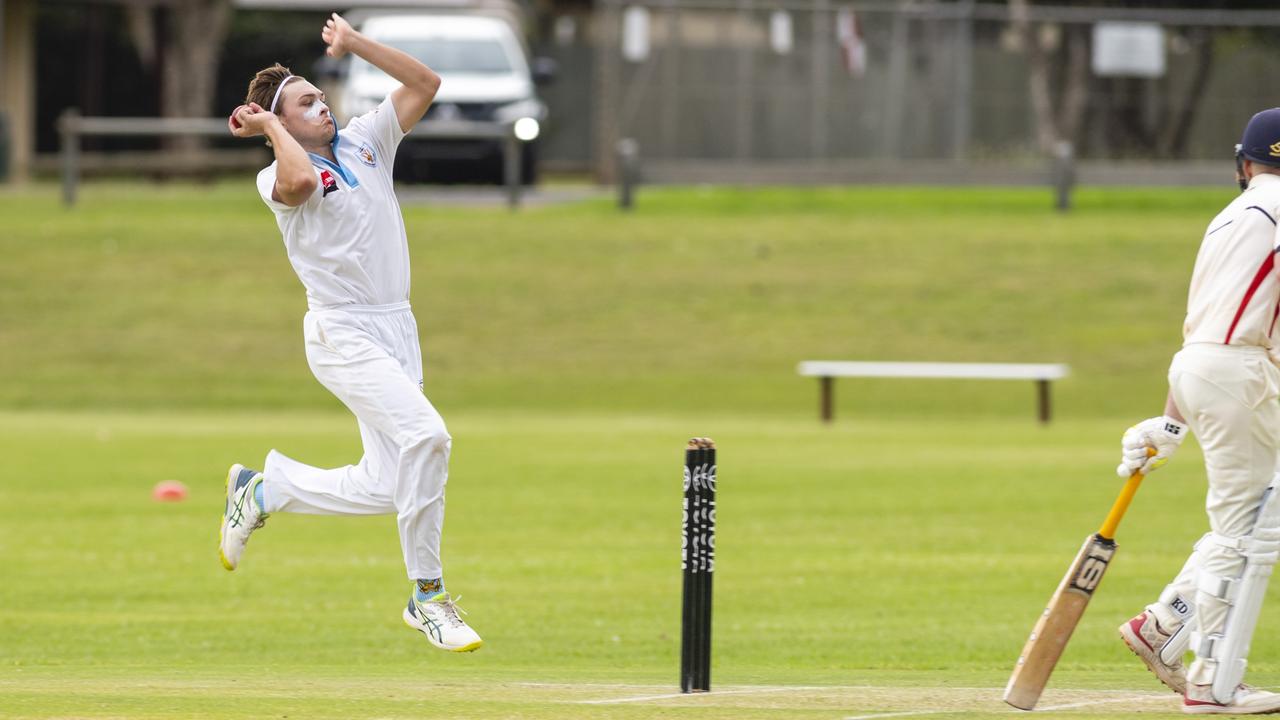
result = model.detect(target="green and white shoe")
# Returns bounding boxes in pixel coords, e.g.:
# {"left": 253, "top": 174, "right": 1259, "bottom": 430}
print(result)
{"left": 403, "top": 593, "right": 483, "bottom": 652}
{"left": 219, "top": 464, "right": 266, "bottom": 571}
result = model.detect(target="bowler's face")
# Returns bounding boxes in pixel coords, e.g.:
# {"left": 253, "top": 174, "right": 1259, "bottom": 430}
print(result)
{"left": 279, "top": 80, "right": 336, "bottom": 145}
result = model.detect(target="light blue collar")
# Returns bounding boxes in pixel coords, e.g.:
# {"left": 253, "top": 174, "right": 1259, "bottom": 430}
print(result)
{"left": 307, "top": 130, "right": 360, "bottom": 188}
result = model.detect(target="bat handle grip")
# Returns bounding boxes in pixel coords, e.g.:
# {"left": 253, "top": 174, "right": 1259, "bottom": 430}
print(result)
{"left": 1097, "top": 448, "right": 1156, "bottom": 541}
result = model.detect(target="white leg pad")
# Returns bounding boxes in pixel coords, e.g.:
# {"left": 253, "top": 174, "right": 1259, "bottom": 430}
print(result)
{"left": 1160, "top": 622, "right": 1192, "bottom": 667}
{"left": 1197, "top": 486, "right": 1280, "bottom": 704}
{"left": 1153, "top": 536, "right": 1207, "bottom": 666}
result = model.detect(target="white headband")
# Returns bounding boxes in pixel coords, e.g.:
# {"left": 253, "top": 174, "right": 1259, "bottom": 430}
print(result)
{"left": 269, "top": 75, "right": 298, "bottom": 114}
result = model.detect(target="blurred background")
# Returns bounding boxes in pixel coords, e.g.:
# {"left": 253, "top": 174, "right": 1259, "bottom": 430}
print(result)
{"left": 5, "top": 0, "right": 1280, "bottom": 188}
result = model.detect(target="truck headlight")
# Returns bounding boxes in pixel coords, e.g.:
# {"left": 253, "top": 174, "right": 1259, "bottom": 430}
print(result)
{"left": 513, "top": 117, "right": 540, "bottom": 142}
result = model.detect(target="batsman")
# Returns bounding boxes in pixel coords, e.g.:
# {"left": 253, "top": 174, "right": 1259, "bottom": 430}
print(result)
{"left": 1118, "top": 109, "right": 1280, "bottom": 714}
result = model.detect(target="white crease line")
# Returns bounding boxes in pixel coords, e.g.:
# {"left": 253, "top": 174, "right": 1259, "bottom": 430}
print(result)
{"left": 547, "top": 682, "right": 1169, "bottom": 714}
{"left": 1035, "top": 694, "right": 1168, "bottom": 711}
{"left": 577, "top": 685, "right": 826, "bottom": 704}
{"left": 844, "top": 710, "right": 957, "bottom": 720}
{"left": 842, "top": 693, "right": 1167, "bottom": 720}
{"left": 524, "top": 683, "right": 1166, "bottom": 696}
{"left": 517, "top": 682, "right": 666, "bottom": 689}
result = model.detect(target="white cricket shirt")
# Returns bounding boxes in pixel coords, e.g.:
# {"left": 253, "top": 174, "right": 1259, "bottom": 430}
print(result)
{"left": 257, "top": 96, "right": 409, "bottom": 310}
{"left": 1183, "top": 173, "right": 1280, "bottom": 349}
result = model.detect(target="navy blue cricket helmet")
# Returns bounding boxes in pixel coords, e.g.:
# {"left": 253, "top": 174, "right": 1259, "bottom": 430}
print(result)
{"left": 1237, "top": 108, "right": 1280, "bottom": 167}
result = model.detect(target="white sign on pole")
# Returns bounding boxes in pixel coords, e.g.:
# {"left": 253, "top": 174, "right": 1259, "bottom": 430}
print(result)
{"left": 1092, "top": 22, "right": 1165, "bottom": 78}
{"left": 770, "top": 11, "right": 794, "bottom": 55}
{"left": 622, "top": 6, "right": 650, "bottom": 63}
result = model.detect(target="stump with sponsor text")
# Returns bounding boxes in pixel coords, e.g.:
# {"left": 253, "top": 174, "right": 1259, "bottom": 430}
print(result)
{"left": 681, "top": 437, "right": 716, "bottom": 693}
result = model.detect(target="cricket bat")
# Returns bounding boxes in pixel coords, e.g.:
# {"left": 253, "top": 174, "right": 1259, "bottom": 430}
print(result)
{"left": 1003, "top": 454, "right": 1151, "bottom": 711}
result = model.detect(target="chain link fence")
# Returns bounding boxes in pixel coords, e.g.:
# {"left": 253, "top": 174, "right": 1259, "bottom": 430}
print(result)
{"left": 584, "top": 0, "right": 1280, "bottom": 183}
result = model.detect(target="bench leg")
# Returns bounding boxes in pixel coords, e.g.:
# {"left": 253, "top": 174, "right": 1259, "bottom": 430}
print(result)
{"left": 820, "top": 376, "right": 834, "bottom": 423}
{"left": 1036, "top": 379, "right": 1051, "bottom": 424}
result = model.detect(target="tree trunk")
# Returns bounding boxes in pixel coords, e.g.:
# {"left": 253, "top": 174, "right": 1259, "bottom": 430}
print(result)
{"left": 1057, "top": 23, "right": 1091, "bottom": 147}
{"left": 160, "top": 0, "right": 232, "bottom": 154}
{"left": 1158, "top": 27, "right": 1215, "bottom": 158}
{"left": 1011, "top": 0, "right": 1095, "bottom": 155}
{"left": 1010, "top": 0, "right": 1058, "bottom": 154}
{"left": 124, "top": 4, "right": 157, "bottom": 69}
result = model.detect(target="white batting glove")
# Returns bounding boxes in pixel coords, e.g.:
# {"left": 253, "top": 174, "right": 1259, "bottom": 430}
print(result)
{"left": 1116, "top": 416, "right": 1188, "bottom": 478}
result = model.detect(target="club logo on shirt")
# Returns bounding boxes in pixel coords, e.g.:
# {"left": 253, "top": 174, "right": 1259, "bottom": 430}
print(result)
{"left": 358, "top": 145, "right": 377, "bottom": 167}
{"left": 320, "top": 169, "right": 339, "bottom": 196}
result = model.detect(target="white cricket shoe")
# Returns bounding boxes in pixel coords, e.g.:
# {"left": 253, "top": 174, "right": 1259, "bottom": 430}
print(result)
{"left": 219, "top": 464, "right": 267, "bottom": 571}
{"left": 1120, "top": 609, "right": 1187, "bottom": 694}
{"left": 1185, "top": 685, "right": 1280, "bottom": 714}
{"left": 403, "top": 593, "right": 483, "bottom": 652}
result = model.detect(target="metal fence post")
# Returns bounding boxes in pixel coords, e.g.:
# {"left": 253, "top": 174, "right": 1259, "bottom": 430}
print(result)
{"left": 883, "top": 2, "right": 910, "bottom": 160}
{"left": 1053, "top": 140, "right": 1075, "bottom": 212}
{"left": 617, "top": 137, "right": 640, "bottom": 210}
{"left": 809, "top": 0, "right": 830, "bottom": 159}
{"left": 58, "top": 108, "right": 81, "bottom": 207}
{"left": 660, "top": 0, "right": 680, "bottom": 158}
{"left": 734, "top": 0, "right": 755, "bottom": 161}
{"left": 503, "top": 127, "right": 522, "bottom": 210}
{"left": 951, "top": 0, "right": 975, "bottom": 160}
{"left": 0, "top": 113, "right": 10, "bottom": 183}
{"left": 594, "top": 0, "right": 623, "bottom": 183}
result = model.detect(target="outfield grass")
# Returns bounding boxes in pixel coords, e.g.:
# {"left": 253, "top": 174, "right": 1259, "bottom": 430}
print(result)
{"left": 0, "top": 181, "right": 1235, "bottom": 418}
{"left": 0, "top": 182, "right": 1267, "bottom": 718}
{"left": 5, "top": 410, "right": 1274, "bottom": 718}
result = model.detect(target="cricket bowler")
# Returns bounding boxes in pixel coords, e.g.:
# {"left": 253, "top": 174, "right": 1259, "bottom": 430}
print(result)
{"left": 1116, "top": 109, "right": 1280, "bottom": 712}
{"left": 218, "top": 13, "right": 482, "bottom": 652}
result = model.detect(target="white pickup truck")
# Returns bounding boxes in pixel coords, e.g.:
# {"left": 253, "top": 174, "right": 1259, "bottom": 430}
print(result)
{"left": 334, "top": 9, "right": 553, "bottom": 183}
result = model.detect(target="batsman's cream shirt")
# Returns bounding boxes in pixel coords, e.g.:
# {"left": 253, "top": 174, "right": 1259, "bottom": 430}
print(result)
{"left": 257, "top": 96, "right": 409, "bottom": 310}
{"left": 1183, "top": 173, "right": 1280, "bottom": 350}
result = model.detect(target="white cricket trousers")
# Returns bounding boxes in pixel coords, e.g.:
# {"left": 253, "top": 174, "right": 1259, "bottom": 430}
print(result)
{"left": 1159, "top": 343, "right": 1280, "bottom": 686}
{"left": 261, "top": 302, "right": 451, "bottom": 580}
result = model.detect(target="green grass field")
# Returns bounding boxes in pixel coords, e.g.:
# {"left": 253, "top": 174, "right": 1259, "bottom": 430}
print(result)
{"left": 1, "top": 181, "right": 1272, "bottom": 718}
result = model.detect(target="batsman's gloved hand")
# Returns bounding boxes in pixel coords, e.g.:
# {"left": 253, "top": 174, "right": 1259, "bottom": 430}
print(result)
{"left": 1116, "top": 416, "right": 1188, "bottom": 478}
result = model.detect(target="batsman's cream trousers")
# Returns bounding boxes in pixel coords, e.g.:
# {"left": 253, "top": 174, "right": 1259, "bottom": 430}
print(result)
{"left": 1162, "top": 343, "right": 1280, "bottom": 686}
{"left": 262, "top": 302, "right": 450, "bottom": 580}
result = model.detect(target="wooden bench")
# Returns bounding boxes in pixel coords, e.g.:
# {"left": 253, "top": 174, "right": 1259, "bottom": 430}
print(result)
{"left": 796, "top": 361, "right": 1071, "bottom": 424}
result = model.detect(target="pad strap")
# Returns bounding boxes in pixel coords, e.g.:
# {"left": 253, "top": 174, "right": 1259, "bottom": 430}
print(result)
{"left": 1206, "top": 532, "right": 1280, "bottom": 562}
{"left": 1198, "top": 572, "right": 1240, "bottom": 603}
{"left": 1191, "top": 631, "right": 1220, "bottom": 660}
